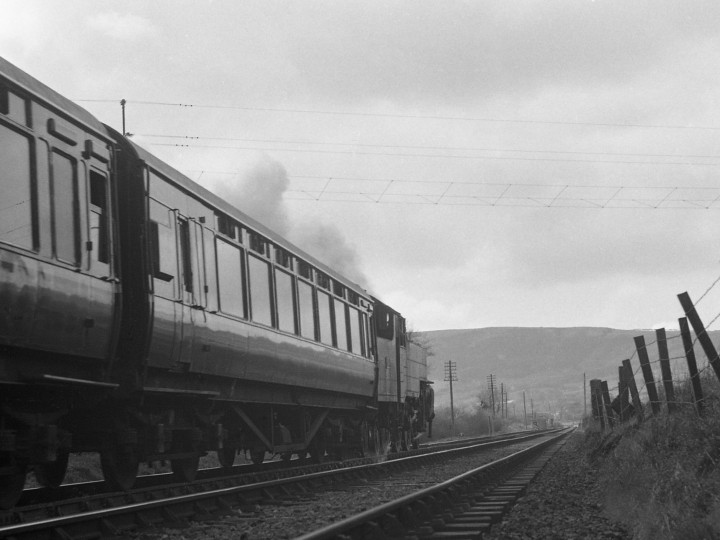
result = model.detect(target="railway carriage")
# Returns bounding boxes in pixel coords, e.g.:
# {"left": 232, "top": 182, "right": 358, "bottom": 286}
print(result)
{"left": 0, "top": 56, "right": 433, "bottom": 509}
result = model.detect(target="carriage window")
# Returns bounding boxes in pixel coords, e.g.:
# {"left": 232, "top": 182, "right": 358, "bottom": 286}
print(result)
{"left": 216, "top": 213, "right": 238, "bottom": 240}
{"left": 203, "top": 229, "right": 219, "bottom": 312}
{"left": 348, "top": 290, "right": 359, "bottom": 306}
{"left": 317, "top": 272, "right": 330, "bottom": 290}
{"left": 375, "top": 304, "right": 394, "bottom": 340}
{"left": 333, "top": 281, "right": 345, "bottom": 298}
{"left": 249, "top": 232, "right": 266, "bottom": 255}
{"left": 249, "top": 254, "right": 272, "bottom": 326}
{"left": 298, "top": 280, "right": 316, "bottom": 340}
{"left": 361, "top": 313, "right": 370, "bottom": 357}
{"left": 317, "top": 290, "right": 333, "bottom": 346}
{"left": 216, "top": 239, "right": 245, "bottom": 317}
{"left": 348, "top": 306, "right": 362, "bottom": 355}
{"left": 275, "top": 268, "right": 296, "bottom": 333}
{"left": 275, "top": 247, "right": 292, "bottom": 269}
{"left": 148, "top": 199, "right": 176, "bottom": 297}
{"left": 0, "top": 88, "right": 28, "bottom": 126}
{"left": 52, "top": 151, "right": 78, "bottom": 264}
{"left": 89, "top": 171, "right": 109, "bottom": 264}
{"left": 298, "top": 260, "right": 312, "bottom": 280}
{"left": 178, "top": 219, "right": 193, "bottom": 293}
{"left": 334, "top": 299, "right": 348, "bottom": 351}
{"left": 0, "top": 124, "right": 34, "bottom": 249}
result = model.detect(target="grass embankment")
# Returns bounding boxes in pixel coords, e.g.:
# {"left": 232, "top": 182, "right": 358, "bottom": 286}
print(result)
{"left": 585, "top": 379, "right": 720, "bottom": 539}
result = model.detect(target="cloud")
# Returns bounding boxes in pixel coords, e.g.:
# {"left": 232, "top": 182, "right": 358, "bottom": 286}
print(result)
{"left": 499, "top": 207, "right": 720, "bottom": 288}
{"left": 278, "top": 1, "right": 720, "bottom": 105}
{"left": 87, "top": 12, "right": 158, "bottom": 41}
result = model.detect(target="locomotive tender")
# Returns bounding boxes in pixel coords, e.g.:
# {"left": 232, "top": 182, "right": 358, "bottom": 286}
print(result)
{"left": 0, "top": 57, "right": 434, "bottom": 508}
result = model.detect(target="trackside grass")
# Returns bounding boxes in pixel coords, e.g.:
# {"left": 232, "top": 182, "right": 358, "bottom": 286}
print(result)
{"left": 585, "top": 377, "right": 720, "bottom": 539}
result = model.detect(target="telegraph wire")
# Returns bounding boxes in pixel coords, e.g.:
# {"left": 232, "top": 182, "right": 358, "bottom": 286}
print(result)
{"left": 138, "top": 133, "right": 720, "bottom": 162}
{"left": 149, "top": 141, "right": 720, "bottom": 167}
{"left": 187, "top": 171, "right": 720, "bottom": 192}
{"left": 177, "top": 169, "right": 720, "bottom": 209}
{"left": 75, "top": 98, "right": 720, "bottom": 131}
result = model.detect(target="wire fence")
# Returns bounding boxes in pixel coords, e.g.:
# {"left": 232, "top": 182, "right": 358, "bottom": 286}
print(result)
{"left": 588, "top": 271, "right": 720, "bottom": 429}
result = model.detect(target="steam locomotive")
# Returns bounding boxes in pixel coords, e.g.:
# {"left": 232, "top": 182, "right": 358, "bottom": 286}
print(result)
{"left": 0, "top": 57, "right": 434, "bottom": 508}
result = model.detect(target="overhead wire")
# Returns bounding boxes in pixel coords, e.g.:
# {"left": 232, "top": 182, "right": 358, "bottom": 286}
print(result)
{"left": 149, "top": 140, "right": 720, "bottom": 168}
{"left": 139, "top": 133, "right": 720, "bottom": 162}
{"left": 76, "top": 98, "right": 720, "bottom": 131}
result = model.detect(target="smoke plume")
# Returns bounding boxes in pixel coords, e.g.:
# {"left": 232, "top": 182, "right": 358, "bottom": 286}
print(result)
{"left": 213, "top": 153, "right": 369, "bottom": 290}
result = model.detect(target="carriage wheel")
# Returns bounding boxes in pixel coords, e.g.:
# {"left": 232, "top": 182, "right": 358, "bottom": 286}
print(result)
{"left": 374, "top": 428, "right": 391, "bottom": 457}
{"left": 310, "top": 438, "right": 327, "bottom": 463}
{"left": 250, "top": 449, "right": 266, "bottom": 465}
{"left": 217, "top": 445, "right": 237, "bottom": 468}
{"left": 280, "top": 452, "right": 293, "bottom": 462}
{"left": 34, "top": 450, "right": 69, "bottom": 488}
{"left": 171, "top": 453, "right": 200, "bottom": 482}
{"left": 100, "top": 444, "right": 139, "bottom": 491}
{"left": 0, "top": 457, "right": 26, "bottom": 509}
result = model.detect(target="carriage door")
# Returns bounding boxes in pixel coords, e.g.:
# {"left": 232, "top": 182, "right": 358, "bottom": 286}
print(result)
{"left": 147, "top": 199, "right": 180, "bottom": 368}
{"left": 176, "top": 216, "right": 206, "bottom": 367}
{"left": 176, "top": 217, "right": 194, "bottom": 367}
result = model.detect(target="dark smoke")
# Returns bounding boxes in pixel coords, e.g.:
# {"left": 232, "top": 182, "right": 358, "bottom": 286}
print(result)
{"left": 213, "top": 153, "right": 370, "bottom": 289}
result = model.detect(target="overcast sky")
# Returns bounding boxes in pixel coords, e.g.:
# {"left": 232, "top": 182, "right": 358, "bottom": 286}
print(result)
{"left": 5, "top": 0, "right": 720, "bottom": 332}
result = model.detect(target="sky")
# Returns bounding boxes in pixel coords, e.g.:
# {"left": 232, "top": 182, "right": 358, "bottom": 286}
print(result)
{"left": 4, "top": 0, "right": 720, "bottom": 332}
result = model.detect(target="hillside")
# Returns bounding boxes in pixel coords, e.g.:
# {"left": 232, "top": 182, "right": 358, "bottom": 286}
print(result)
{"left": 420, "top": 327, "right": 718, "bottom": 421}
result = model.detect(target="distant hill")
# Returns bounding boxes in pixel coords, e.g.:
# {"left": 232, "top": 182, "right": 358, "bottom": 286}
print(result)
{"left": 419, "top": 327, "right": 718, "bottom": 421}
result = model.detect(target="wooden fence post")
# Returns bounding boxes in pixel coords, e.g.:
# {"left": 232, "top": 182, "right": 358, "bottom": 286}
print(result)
{"left": 601, "top": 380, "right": 615, "bottom": 428}
{"left": 590, "top": 379, "right": 605, "bottom": 431}
{"left": 679, "top": 316, "right": 705, "bottom": 417}
{"left": 655, "top": 328, "right": 676, "bottom": 413}
{"left": 678, "top": 291, "right": 720, "bottom": 384}
{"left": 622, "top": 359, "right": 644, "bottom": 422}
{"left": 618, "top": 364, "right": 631, "bottom": 421}
{"left": 634, "top": 335, "right": 661, "bottom": 415}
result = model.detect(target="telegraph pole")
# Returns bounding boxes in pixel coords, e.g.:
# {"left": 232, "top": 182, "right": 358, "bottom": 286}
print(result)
{"left": 487, "top": 374, "right": 496, "bottom": 417}
{"left": 584, "top": 373, "right": 587, "bottom": 427}
{"left": 444, "top": 361, "right": 458, "bottom": 437}
{"left": 120, "top": 99, "right": 127, "bottom": 135}
{"left": 500, "top": 383, "right": 504, "bottom": 419}
{"left": 531, "top": 398, "right": 535, "bottom": 426}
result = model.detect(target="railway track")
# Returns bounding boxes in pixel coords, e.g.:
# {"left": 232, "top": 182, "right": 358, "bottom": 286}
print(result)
{"left": 297, "top": 427, "right": 573, "bottom": 540}
{"left": 0, "top": 430, "right": 556, "bottom": 539}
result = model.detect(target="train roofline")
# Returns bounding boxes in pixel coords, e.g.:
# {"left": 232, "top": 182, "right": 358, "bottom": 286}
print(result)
{"left": 0, "top": 55, "right": 380, "bottom": 305}
{"left": 0, "top": 56, "right": 108, "bottom": 139}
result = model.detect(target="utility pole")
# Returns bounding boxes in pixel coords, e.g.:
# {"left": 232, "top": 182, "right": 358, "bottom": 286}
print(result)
{"left": 500, "top": 383, "right": 504, "bottom": 419}
{"left": 120, "top": 99, "right": 127, "bottom": 135}
{"left": 523, "top": 392, "right": 527, "bottom": 428}
{"left": 444, "top": 361, "right": 458, "bottom": 437}
{"left": 584, "top": 373, "right": 587, "bottom": 428}
{"left": 505, "top": 388, "right": 509, "bottom": 419}
{"left": 531, "top": 398, "right": 535, "bottom": 426}
{"left": 487, "top": 375, "right": 496, "bottom": 417}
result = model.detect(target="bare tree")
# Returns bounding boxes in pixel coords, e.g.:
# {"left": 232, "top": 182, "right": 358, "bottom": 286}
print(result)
{"left": 406, "top": 325, "right": 435, "bottom": 357}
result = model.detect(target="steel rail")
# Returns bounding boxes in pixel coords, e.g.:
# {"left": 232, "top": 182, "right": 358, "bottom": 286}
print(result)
{"left": 0, "top": 430, "right": 558, "bottom": 539}
{"left": 295, "top": 428, "right": 573, "bottom": 540}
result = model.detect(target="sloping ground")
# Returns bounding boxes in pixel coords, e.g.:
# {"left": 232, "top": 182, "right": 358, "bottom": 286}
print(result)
{"left": 420, "top": 327, "right": 720, "bottom": 420}
{"left": 585, "top": 380, "right": 720, "bottom": 539}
